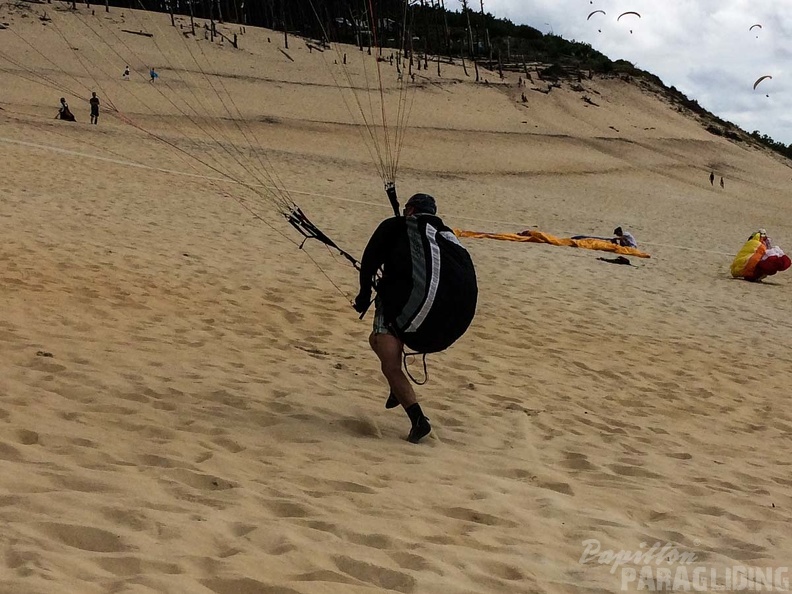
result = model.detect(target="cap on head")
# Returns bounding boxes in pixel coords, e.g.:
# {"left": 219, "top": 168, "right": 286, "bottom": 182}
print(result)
{"left": 405, "top": 193, "right": 437, "bottom": 215}
{"left": 614, "top": 226, "right": 623, "bottom": 236}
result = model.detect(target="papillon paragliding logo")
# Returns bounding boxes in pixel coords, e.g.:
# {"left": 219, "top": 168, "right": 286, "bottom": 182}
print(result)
{"left": 753, "top": 74, "right": 773, "bottom": 98}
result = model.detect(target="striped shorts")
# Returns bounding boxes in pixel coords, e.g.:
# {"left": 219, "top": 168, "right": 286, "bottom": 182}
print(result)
{"left": 372, "top": 297, "right": 393, "bottom": 336}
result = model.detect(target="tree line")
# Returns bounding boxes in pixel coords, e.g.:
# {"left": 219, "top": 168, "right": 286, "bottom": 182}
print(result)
{"left": 89, "top": 0, "right": 615, "bottom": 73}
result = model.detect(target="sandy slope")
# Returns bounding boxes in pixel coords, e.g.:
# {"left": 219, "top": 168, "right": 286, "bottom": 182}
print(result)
{"left": 1, "top": 4, "right": 791, "bottom": 594}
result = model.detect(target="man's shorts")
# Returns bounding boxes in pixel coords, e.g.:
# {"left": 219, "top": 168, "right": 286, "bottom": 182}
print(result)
{"left": 372, "top": 296, "right": 394, "bottom": 336}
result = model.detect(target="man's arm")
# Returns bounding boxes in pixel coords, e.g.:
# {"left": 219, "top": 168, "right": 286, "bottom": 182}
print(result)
{"left": 354, "top": 218, "right": 400, "bottom": 312}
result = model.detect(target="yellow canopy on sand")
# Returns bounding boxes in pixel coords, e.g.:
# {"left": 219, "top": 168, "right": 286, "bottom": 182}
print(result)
{"left": 454, "top": 229, "right": 651, "bottom": 258}
{"left": 730, "top": 233, "right": 765, "bottom": 278}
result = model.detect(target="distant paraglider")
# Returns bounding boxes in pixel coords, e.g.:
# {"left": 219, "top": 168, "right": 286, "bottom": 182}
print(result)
{"left": 753, "top": 75, "right": 772, "bottom": 90}
{"left": 587, "top": 10, "right": 606, "bottom": 32}
{"left": 617, "top": 11, "right": 641, "bottom": 34}
{"left": 750, "top": 23, "right": 762, "bottom": 38}
{"left": 753, "top": 75, "right": 773, "bottom": 97}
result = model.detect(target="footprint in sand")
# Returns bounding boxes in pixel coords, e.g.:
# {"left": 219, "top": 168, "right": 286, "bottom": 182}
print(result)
{"left": 338, "top": 417, "right": 382, "bottom": 438}
{"left": 93, "top": 555, "right": 182, "bottom": 577}
{"left": 333, "top": 555, "right": 417, "bottom": 593}
{"left": 25, "top": 356, "right": 66, "bottom": 374}
{"left": 0, "top": 441, "right": 23, "bottom": 461}
{"left": 560, "top": 451, "right": 597, "bottom": 471}
{"left": 201, "top": 578, "right": 301, "bottom": 594}
{"left": 16, "top": 429, "right": 39, "bottom": 445}
{"left": 38, "top": 522, "right": 128, "bottom": 553}
{"left": 441, "top": 506, "right": 517, "bottom": 527}
{"left": 165, "top": 468, "right": 237, "bottom": 491}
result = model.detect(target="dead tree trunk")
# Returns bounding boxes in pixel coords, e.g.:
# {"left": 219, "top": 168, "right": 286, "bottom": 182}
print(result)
{"left": 281, "top": 0, "right": 288, "bottom": 49}
{"left": 187, "top": 0, "right": 195, "bottom": 35}
{"left": 480, "top": 0, "right": 491, "bottom": 64}
{"left": 209, "top": 0, "right": 215, "bottom": 41}
{"left": 461, "top": 0, "right": 479, "bottom": 81}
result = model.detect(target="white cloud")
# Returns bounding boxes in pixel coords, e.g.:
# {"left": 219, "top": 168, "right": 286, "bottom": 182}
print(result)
{"left": 445, "top": 0, "right": 791, "bottom": 144}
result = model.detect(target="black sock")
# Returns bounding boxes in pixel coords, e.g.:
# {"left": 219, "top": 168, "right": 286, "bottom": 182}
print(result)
{"left": 405, "top": 403, "right": 424, "bottom": 426}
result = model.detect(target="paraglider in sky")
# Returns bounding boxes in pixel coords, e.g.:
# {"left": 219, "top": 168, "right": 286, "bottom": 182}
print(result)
{"left": 753, "top": 75, "right": 772, "bottom": 89}
{"left": 587, "top": 10, "right": 605, "bottom": 32}
{"left": 753, "top": 75, "right": 772, "bottom": 90}
{"left": 753, "top": 75, "right": 773, "bottom": 98}
{"left": 749, "top": 23, "right": 762, "bottom": 38}
{"left": 617, "top": 11, "right": 640, "bottom": 34}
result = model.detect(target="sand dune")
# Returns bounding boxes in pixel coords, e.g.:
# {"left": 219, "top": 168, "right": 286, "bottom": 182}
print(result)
{"left": 1, "top": 4, "right": 791, "bottom": 593}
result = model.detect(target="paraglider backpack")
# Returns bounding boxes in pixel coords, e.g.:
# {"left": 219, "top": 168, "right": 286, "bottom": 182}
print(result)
{"left": 384, "top": 214, "right": 478, "bottom": 354}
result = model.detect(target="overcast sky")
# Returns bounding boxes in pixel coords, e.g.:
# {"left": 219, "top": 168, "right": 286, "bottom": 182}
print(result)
{"left": 445, "top": 0, "right": 792, "bottom": 144}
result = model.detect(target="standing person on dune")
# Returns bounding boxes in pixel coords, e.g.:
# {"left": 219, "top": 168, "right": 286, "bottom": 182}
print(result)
{"left": 89, "top": 92, "right": 100, "bottom": 125}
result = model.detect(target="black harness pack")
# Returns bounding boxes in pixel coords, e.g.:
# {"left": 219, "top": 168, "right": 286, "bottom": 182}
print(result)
{"left": 381, "top": 215, "right": 478, "bottom": 354}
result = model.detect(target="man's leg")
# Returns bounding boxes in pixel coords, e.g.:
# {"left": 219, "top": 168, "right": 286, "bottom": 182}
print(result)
{"left": 369, "top": 332, "right": 431, "bottom": 443}
{"left": 369, "top": 332, "right": 416, "bottom": 408}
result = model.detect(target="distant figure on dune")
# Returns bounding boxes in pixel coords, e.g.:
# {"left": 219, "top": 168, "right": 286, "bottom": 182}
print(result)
{"left": 611, "top": 226, "right": 638, "bottom": 248}
{"left": 122, "top": 65, "right": 130, "bottom": 80}
{"left": 56, "top": 97, "right": 75, "bottom": 122}
{"left": 89, "top": 92, "right": 100, "bottom": 125}
{"left": 709, "top": 171, "right": 715, "bottom": 186}
{"left": 149, "top": 67, "right": 158, "bottom": 82}
{"left": 720, "top": 177, "right": 724, "bottom": 189}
